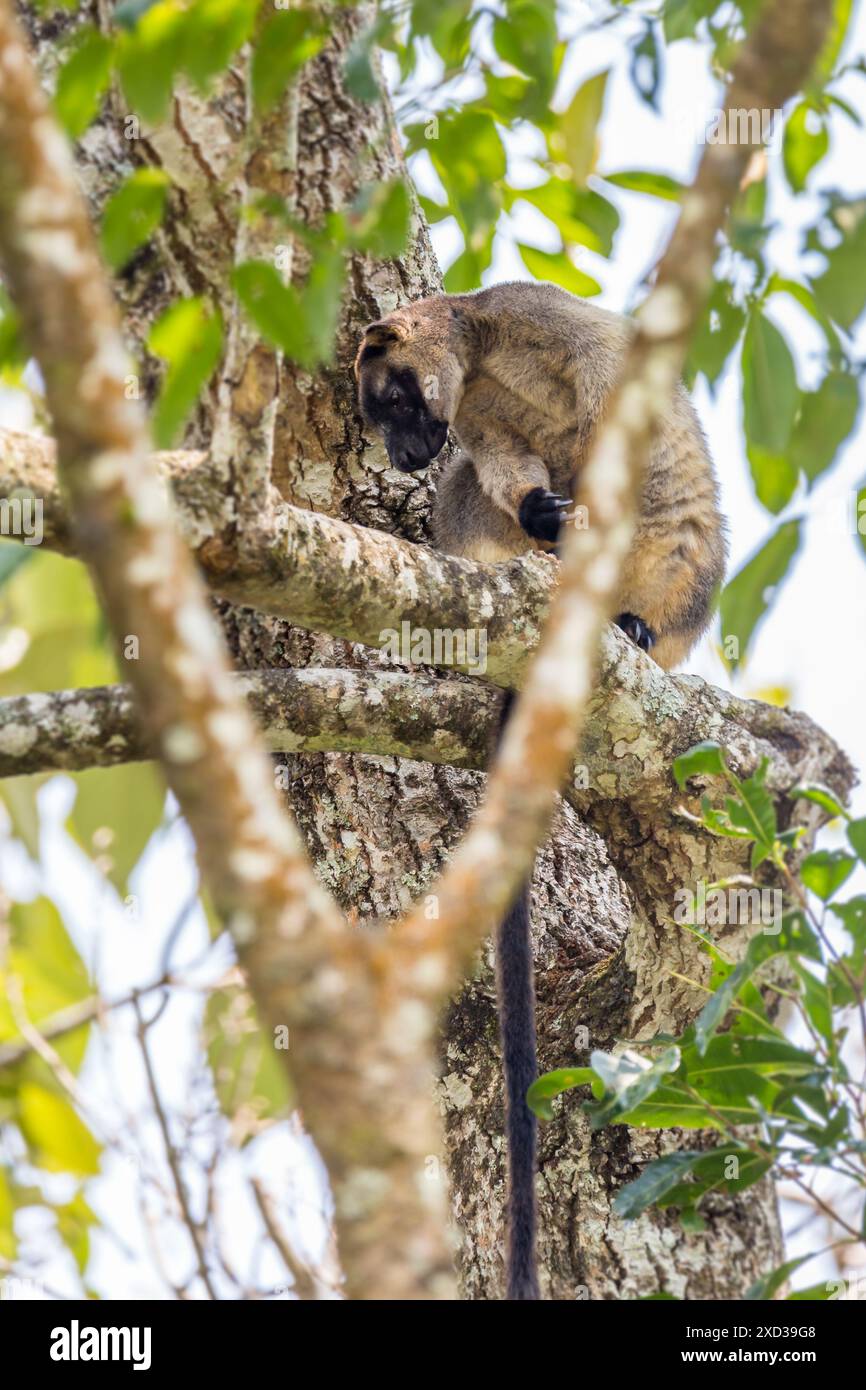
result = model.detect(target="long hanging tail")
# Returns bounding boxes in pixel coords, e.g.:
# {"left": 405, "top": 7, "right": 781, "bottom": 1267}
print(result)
{"left": 493, "top": 691, "right": 540, "bottom": 1300}
{"left": 496, "top": 882, "right": 539, "bottom": 1299}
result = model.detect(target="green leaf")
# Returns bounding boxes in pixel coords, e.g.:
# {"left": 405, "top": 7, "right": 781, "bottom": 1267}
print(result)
{"left": 685, "top": 279, "right": 745, "bottom": 389}
{"left": 726, "top": 760, "right": 777, "bottom": 853}
{"left": 746, "top": 1255, "right": 813, "bottom": 1300}
{"left": 233, "top": 261, "right": 308, "bottom": 360}
{"left": 148, "top": 297, "right": 223, "bottom": 447}
{"left": 828, "top": 897, "right": 866, "bottom": 962}
{"left": 847, "top": 817, "right": 866, "bottom": 863}
{"left": 117, "top": 1, "right": 188, "bottom": 124}
{"left": 629, "top": 24, "right": 661, "bottom": 110}
{"left": 300, "top": 245, "right": 345, "bottom": 365}
{"left": 720, "top": 521, "right": 802, "bottom": 670}
{"left": 813, "top": 204, "right": 866, "bottom": 330}
{"left": 203, "top": 985, "right": 292, "bottom": 1137}
{"left": 558, "top": 70, "right": 607, "bottom": 186}
{"left": 527, "top": 1067, "right": 596, "bottom": 1120}
{"left": 411, "top": 0, "right": 473, "bottom": 66}
{"left": 0, "top": 288, "right": 26, "bottom": 376}
{"left": 767, "top": 275, "right": 842, "bottom": 358}
{"left": 791, "top": 371, "right": 860, "bottom": 488}
{"left": 0, "top": 543, "right": 33, "bottom": 590}
{"left": 695, "top": 913, "right": 819, "bottom": 1053}
{"left": 673, "top": 741, "right": 726, "bottom": 790}
{"left": 0, "top": 774, "right": 44, "bottom": 860}
{"left": 793, "top": 961, "right": 834, "bottom": 1044}
{"left": 647, "top": 1146, "right": 773, "bottom": 1213}
{"left": 251, "top": 9, "right": 327, "bottom": 114}
{"left": 826, "top": 95, "right": 861, "bottom": 127}
{"left": 742, "top": 311, "right": 798, "bottom": 456}
{"left": 344, "top": 14, "right": 391, "bottom": 103}
{"left": 118, "top": 0, "right": 258, "bottom": 117}
{"left": 68, "top": 763, "right": 166, "bottom": 895}
{"left": 746, "top": 444, "right": 799, "bottom": 516}
{"left": 618, "top": 1086, "right": 756, "bottom": 1129}
{"left": 518, "top": 181, "right": 619, "bottom": 256}
{"left": 814, "top": 0, "right": 854, "bottom": 84}
{"left": 443, "top": 247, "right": 488, "bottom": 293}
{"left": 0, "top": 1168, "right": 15, "bottom": 1261}
{"left": 694, "top": 959, "right": 753, "bottom": 1053}
{"left": 663, "top": 0, "right": 715, "bottom": 43}
{"left": 348, "top": 181, "right": 411, "bottom": 260}
{"left": 613, "top": 1151, "right": 706, "bottom": 1219}
{"left": 791, "top": 782, "right": 848, "bottom": 819}
{"left": 801, "top": 849, "right": 856, "bottom": 901}
{"left": 234, "top": 248, "right": 344, "bottom": 370}
{"left": 730, "top": 174, "right": 769, "bottom": 266}
{"left": 417, "top": 195, "right": 450, "bottom": 225}
{"left": 517, "top": 244, "right": 600, "bottom": 297}
{"left": 424, "top": 109, "right": 505, "bottom": 246}
{"left": 602, "top": 170, "right": 682, "bottom": 202}
{"left": 0, "top": 549, "right": 118, "bottom": 700}
{"left": 3, "top": 898, "right": 91, "bottom": 1071}
{"left": 783, "top": 102, "right": 829, "bottom": 193}
{"left": 686, "top": 1035, "right": 820, "bottom": 1085}
{"left": 181, "top": 0, "right": 259, "bottom": 92}
{"left": 17, "top": 1084, "right": 101, "bottom": 1177}
{"left": 481, "top": 71, "right": 542, "bottom": 125}
{"left": 54, "top": 28, "right": 114, "bottom": 139}
{"left": 493, "top": 1, "right": 557, "bottom": 97}
{"left": 114, "top": 0, "right": 162, "bottom": 28}
{"left": 55, "top": 1190, "right": 97, "bottom": 1275}
{"left": 101, "top": 169, "right": 170, "bottom": 271}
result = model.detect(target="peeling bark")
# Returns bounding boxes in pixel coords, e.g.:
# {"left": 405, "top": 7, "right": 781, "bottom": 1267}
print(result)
{"left": 0, "top": 422, "right": 555, "bottom": 687}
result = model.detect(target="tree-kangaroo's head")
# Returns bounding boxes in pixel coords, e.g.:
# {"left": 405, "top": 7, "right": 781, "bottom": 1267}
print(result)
{"left": 354, "top": 297, "right": 464, "bottom": 472}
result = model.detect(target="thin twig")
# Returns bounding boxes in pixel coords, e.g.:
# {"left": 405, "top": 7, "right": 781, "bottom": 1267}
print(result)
{"left": 132, "top": 994, "right": 219, "bottom": 1300}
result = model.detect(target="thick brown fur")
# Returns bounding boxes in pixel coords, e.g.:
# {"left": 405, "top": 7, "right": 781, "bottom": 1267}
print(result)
{"left": 355, "top": 280, "right": 727, "bottom": 670}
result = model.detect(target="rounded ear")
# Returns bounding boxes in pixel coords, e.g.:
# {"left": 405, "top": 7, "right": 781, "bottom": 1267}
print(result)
{"left": 362, "top": 319, "right": 407, "bottom": 345}
{"left": 354, "top": 317, "right": 408, "bottom": 380}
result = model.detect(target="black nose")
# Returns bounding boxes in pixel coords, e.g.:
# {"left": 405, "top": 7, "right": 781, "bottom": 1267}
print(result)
{"left": 396, "top": 449, "right": 430, "bottom": 473}
{"left": 386, "top": 436, "right": 432, "bottom": 472}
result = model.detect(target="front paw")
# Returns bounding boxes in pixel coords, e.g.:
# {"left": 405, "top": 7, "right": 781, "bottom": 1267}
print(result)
{"left": 616, "top": 612, "right": 655, "bottom": 652}
{"left": 518, "top": 487, "right": 572, "bottom": 543}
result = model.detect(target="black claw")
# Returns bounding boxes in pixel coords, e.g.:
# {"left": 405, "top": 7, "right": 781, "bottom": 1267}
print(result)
{"left": 518, "top": 487, "right": 572, "bottom": 543}
{"left": 616, "top": 612, "right": 655, "bottom": 653}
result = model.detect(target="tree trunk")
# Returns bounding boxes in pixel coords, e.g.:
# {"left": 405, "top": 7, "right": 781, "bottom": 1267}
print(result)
{"left": 20, "top": 0, "right": 841, "bottom": 1298}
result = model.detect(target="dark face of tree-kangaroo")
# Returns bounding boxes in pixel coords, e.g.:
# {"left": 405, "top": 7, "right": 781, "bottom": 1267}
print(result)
{"left": 355, "top": 322, "right": 450, "bottom": 473}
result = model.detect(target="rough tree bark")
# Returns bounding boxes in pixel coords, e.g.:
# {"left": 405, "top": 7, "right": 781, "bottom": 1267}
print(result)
{"left": 7, "top": 0, "right": 844, "bottom": 1299}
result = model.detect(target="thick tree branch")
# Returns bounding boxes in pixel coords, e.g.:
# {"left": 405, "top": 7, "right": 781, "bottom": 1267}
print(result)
{"left": 0, "top": 636, "right": 851, "bottom": 824}
{"left": 0, "top": 667, "right": 501, "bottom": 777}
{"left": 0, "top": 424, "right": 555, "bottom": 687}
